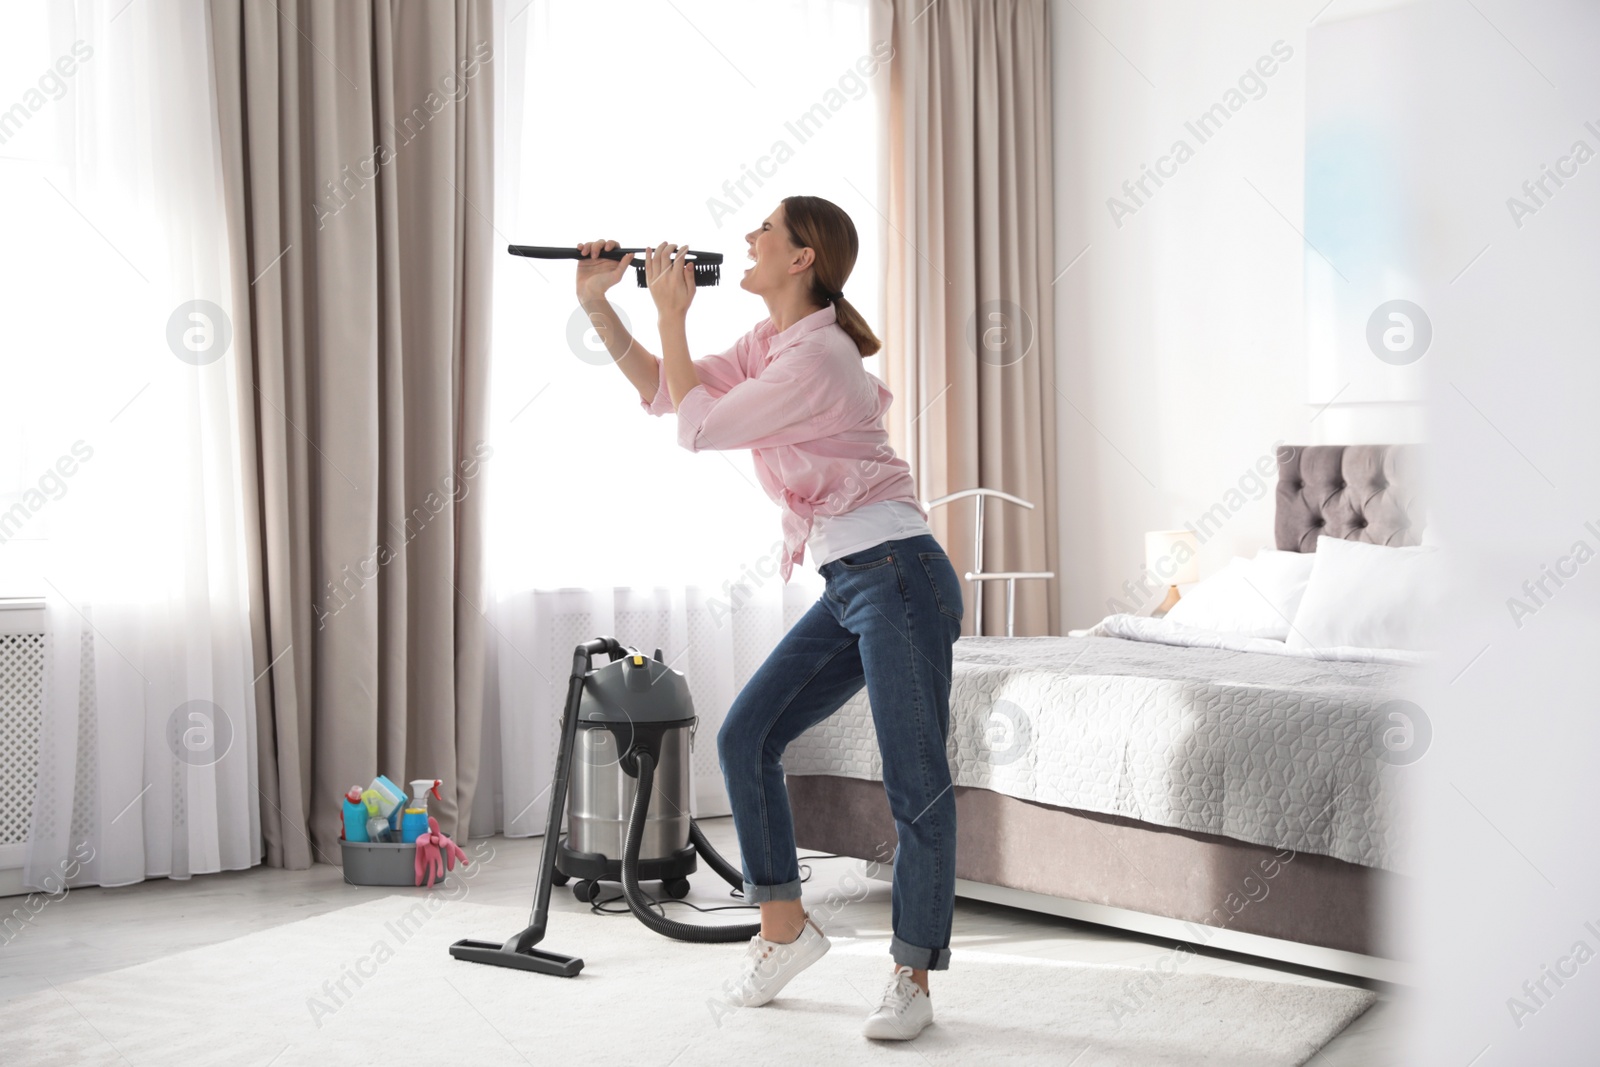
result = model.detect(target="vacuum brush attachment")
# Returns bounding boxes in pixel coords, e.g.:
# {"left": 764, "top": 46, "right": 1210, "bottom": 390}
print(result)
{"left": 507, "top": 244, "right": 723, "bottom": 287}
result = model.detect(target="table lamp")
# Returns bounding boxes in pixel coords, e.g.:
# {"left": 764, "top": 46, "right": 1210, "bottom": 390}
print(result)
{"left": 1144, "top": 529, "right": 1200, "bottom": 617}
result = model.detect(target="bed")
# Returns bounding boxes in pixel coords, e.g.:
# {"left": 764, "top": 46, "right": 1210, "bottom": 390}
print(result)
{"left": 783, "top": 443, "right": 1423, "bottom": 982}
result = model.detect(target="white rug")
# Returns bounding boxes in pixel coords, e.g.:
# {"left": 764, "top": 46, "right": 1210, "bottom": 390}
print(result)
{"left": 0, "top": 897, "right": 1373, "bottom": 1066}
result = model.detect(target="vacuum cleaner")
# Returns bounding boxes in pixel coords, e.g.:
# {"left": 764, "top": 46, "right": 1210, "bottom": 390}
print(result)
{"left": 448, "top": 637, "right": 761, "bottom": 977}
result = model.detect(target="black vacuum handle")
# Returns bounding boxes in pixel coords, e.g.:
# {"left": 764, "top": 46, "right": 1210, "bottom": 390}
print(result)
{"left": 511, "top": 636, "right": 622, "bottom": 955}
{"left": 508, "top": 244, "right": 723, "bottom": 264}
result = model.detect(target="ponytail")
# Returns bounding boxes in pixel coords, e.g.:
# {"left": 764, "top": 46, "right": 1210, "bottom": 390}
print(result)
{"left": 780, "top": 195, "right": 882, "bottom": 359}
{"left": 829, "top": 295, "right": 881, "bottom": 358}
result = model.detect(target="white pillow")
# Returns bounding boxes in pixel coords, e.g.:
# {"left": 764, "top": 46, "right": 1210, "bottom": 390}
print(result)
{"left": 1285, "top": 536, "right": 1444, "bottom": 653}
{"left": 1163, "top": 549, "right": 1316, "bottom": 640}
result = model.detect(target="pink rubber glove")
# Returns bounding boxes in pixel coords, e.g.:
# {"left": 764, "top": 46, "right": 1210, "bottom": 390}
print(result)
{"left": 414, "top": 834, "right": 443, "bottom": 888}
{"left": 413, "top": 815, "right": 468, "bottom": 888}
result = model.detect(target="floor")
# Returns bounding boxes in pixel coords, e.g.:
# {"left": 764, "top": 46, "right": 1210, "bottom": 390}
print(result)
{"left": 0, "top": 816, "right": 1405, "bottom": 1064}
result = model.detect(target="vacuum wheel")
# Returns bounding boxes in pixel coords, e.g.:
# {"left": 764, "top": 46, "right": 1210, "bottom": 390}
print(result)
{"left": 550, "top": 868, "right": 569, "bottom": 887}
{"left": 662, "top": 877, "right": 691, "bottom": 900}
{"left": 572, "top": 879, "right": 602, "bottom": 904}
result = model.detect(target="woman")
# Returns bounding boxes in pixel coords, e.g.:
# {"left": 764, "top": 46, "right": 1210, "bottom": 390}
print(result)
{"left": 573, "top": 196, "right": 962, "bottom": 1042}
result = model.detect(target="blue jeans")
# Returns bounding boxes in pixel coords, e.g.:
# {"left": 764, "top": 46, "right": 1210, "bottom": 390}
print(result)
{"left": 715, "top": 533, "right": 964, "bottom": 970}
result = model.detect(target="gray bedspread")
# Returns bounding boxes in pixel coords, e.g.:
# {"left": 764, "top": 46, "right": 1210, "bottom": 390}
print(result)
{"left": 782, "top": 634, "right": 1416, "bottom": 872}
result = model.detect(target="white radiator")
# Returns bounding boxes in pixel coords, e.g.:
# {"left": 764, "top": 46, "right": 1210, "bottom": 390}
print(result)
{"left": 0, "top": 601, "right": 46, "bottom": 891}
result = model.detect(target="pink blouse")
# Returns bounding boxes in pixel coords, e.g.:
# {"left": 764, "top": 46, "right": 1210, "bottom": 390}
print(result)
{"left": 639, "top": 303, "right": 927, "bottom": 582}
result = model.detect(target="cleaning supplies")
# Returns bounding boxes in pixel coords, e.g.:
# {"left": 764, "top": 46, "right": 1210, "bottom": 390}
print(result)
{"left": 401, "top": 778, "right": 442, "bottom": 844}
{"left": 342, "top": 786, "right": 370, "bottom": 842}
{"left": 364, "top": 775, "right": 406, "bottom": 838}
{"left": 369, "top": 774, "right": 406, "bottom": 812}
{"left": 344, "top": 773, "right": 448, "bottom": 851}
{"left": 361, "top": 789, "right": 391, "bottom": 842}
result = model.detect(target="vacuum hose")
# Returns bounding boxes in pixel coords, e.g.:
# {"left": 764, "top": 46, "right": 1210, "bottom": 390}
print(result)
{"left": 690, "top": 820, "right": 747, "bottom": 890}
{"left": 621, "top": 751, "right": 761, "bottom": 943}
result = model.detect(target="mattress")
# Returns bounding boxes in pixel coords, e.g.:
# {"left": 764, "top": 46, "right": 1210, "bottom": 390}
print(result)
{"left": 782, "top": 634, "right": 1415, "bottom": 873}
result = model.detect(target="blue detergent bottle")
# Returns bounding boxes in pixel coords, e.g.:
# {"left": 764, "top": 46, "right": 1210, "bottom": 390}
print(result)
{"left": 401, "top": 778, "right": 441, "bottom": 843}
{"left": 342, "top": 786, "right": 369, "bottom": 842}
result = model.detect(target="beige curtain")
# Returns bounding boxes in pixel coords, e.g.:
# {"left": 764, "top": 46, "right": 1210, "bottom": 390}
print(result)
{"left": 208, "top": 0, "right": 494, "bottom": 867}
{"left": 872, "top": 0, "right": 1059, "bottom": 636}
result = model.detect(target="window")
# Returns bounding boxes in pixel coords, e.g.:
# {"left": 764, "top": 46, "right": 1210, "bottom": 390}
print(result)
{"left": 0, "top": 4, "right": 242, "bottom": 606}
{"left": 0, "top": 6, "right": 80, "bottom": 596}
{"left": 487, "top": 0, "right": 884, "bottom": 591}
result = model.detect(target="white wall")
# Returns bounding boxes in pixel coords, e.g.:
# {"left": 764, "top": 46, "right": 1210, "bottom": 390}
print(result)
{"left": 1050, "top": 1, "right": 1423, "bottom": 629}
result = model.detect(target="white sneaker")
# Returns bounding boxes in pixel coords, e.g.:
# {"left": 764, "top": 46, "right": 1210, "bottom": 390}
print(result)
{"left": 720, "top": 913, "right": 831, "bottom": 1007}
{"left": 862, "top": 964, "right": 933, "bottom": 1040}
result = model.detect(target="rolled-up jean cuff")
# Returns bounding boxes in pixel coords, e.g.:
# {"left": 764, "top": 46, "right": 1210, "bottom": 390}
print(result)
{"left": 891, "top": 934, "right": 951, "bottom": 971}
{"left": 742, "top": 878, "right": 803, "bottom": 903}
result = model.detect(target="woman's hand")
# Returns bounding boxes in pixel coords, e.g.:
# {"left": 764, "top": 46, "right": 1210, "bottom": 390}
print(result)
{"left": 645, "top": 242, "right": 696, "bottom": 318}
{"left": 575, "top": 238, "right": 634, "bottom": 306}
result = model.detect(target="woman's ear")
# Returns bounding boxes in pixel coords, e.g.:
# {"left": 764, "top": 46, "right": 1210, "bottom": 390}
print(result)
{"left": 789, "top": 246, "right": 815, "bottom": 274}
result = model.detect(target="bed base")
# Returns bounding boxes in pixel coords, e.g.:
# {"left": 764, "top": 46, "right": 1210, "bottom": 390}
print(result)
{"left": 945, "top": 877, "right": 1406, "bottom": 983}
{"left": 787, "top": 773, "right": 1408, "bottom": 985}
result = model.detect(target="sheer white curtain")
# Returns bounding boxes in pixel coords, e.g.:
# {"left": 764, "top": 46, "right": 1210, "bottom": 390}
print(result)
{"left": 7, "top": 1, "right": 258, "bottom": 890}
{"left": 475, "top": 0, "right": 883, "bottom": 832}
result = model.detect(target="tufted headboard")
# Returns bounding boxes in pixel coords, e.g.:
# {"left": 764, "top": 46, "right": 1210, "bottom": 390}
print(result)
{"left": 1275, "top": 444, "right": 1424, "bottom": 552}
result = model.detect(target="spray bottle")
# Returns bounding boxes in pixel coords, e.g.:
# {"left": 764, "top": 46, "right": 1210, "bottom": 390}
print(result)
{"left": 401, "top": 779, "right": 442, "bottom": 844}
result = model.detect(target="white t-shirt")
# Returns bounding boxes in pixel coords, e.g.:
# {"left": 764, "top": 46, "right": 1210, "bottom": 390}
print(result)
{"left": 808, "top": 499, "right": 933, "bottom": 569}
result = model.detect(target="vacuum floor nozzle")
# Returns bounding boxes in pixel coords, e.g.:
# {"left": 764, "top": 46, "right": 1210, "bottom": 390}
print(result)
{"left": 447, "top": 938, "right": 584, "bottom": 977}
